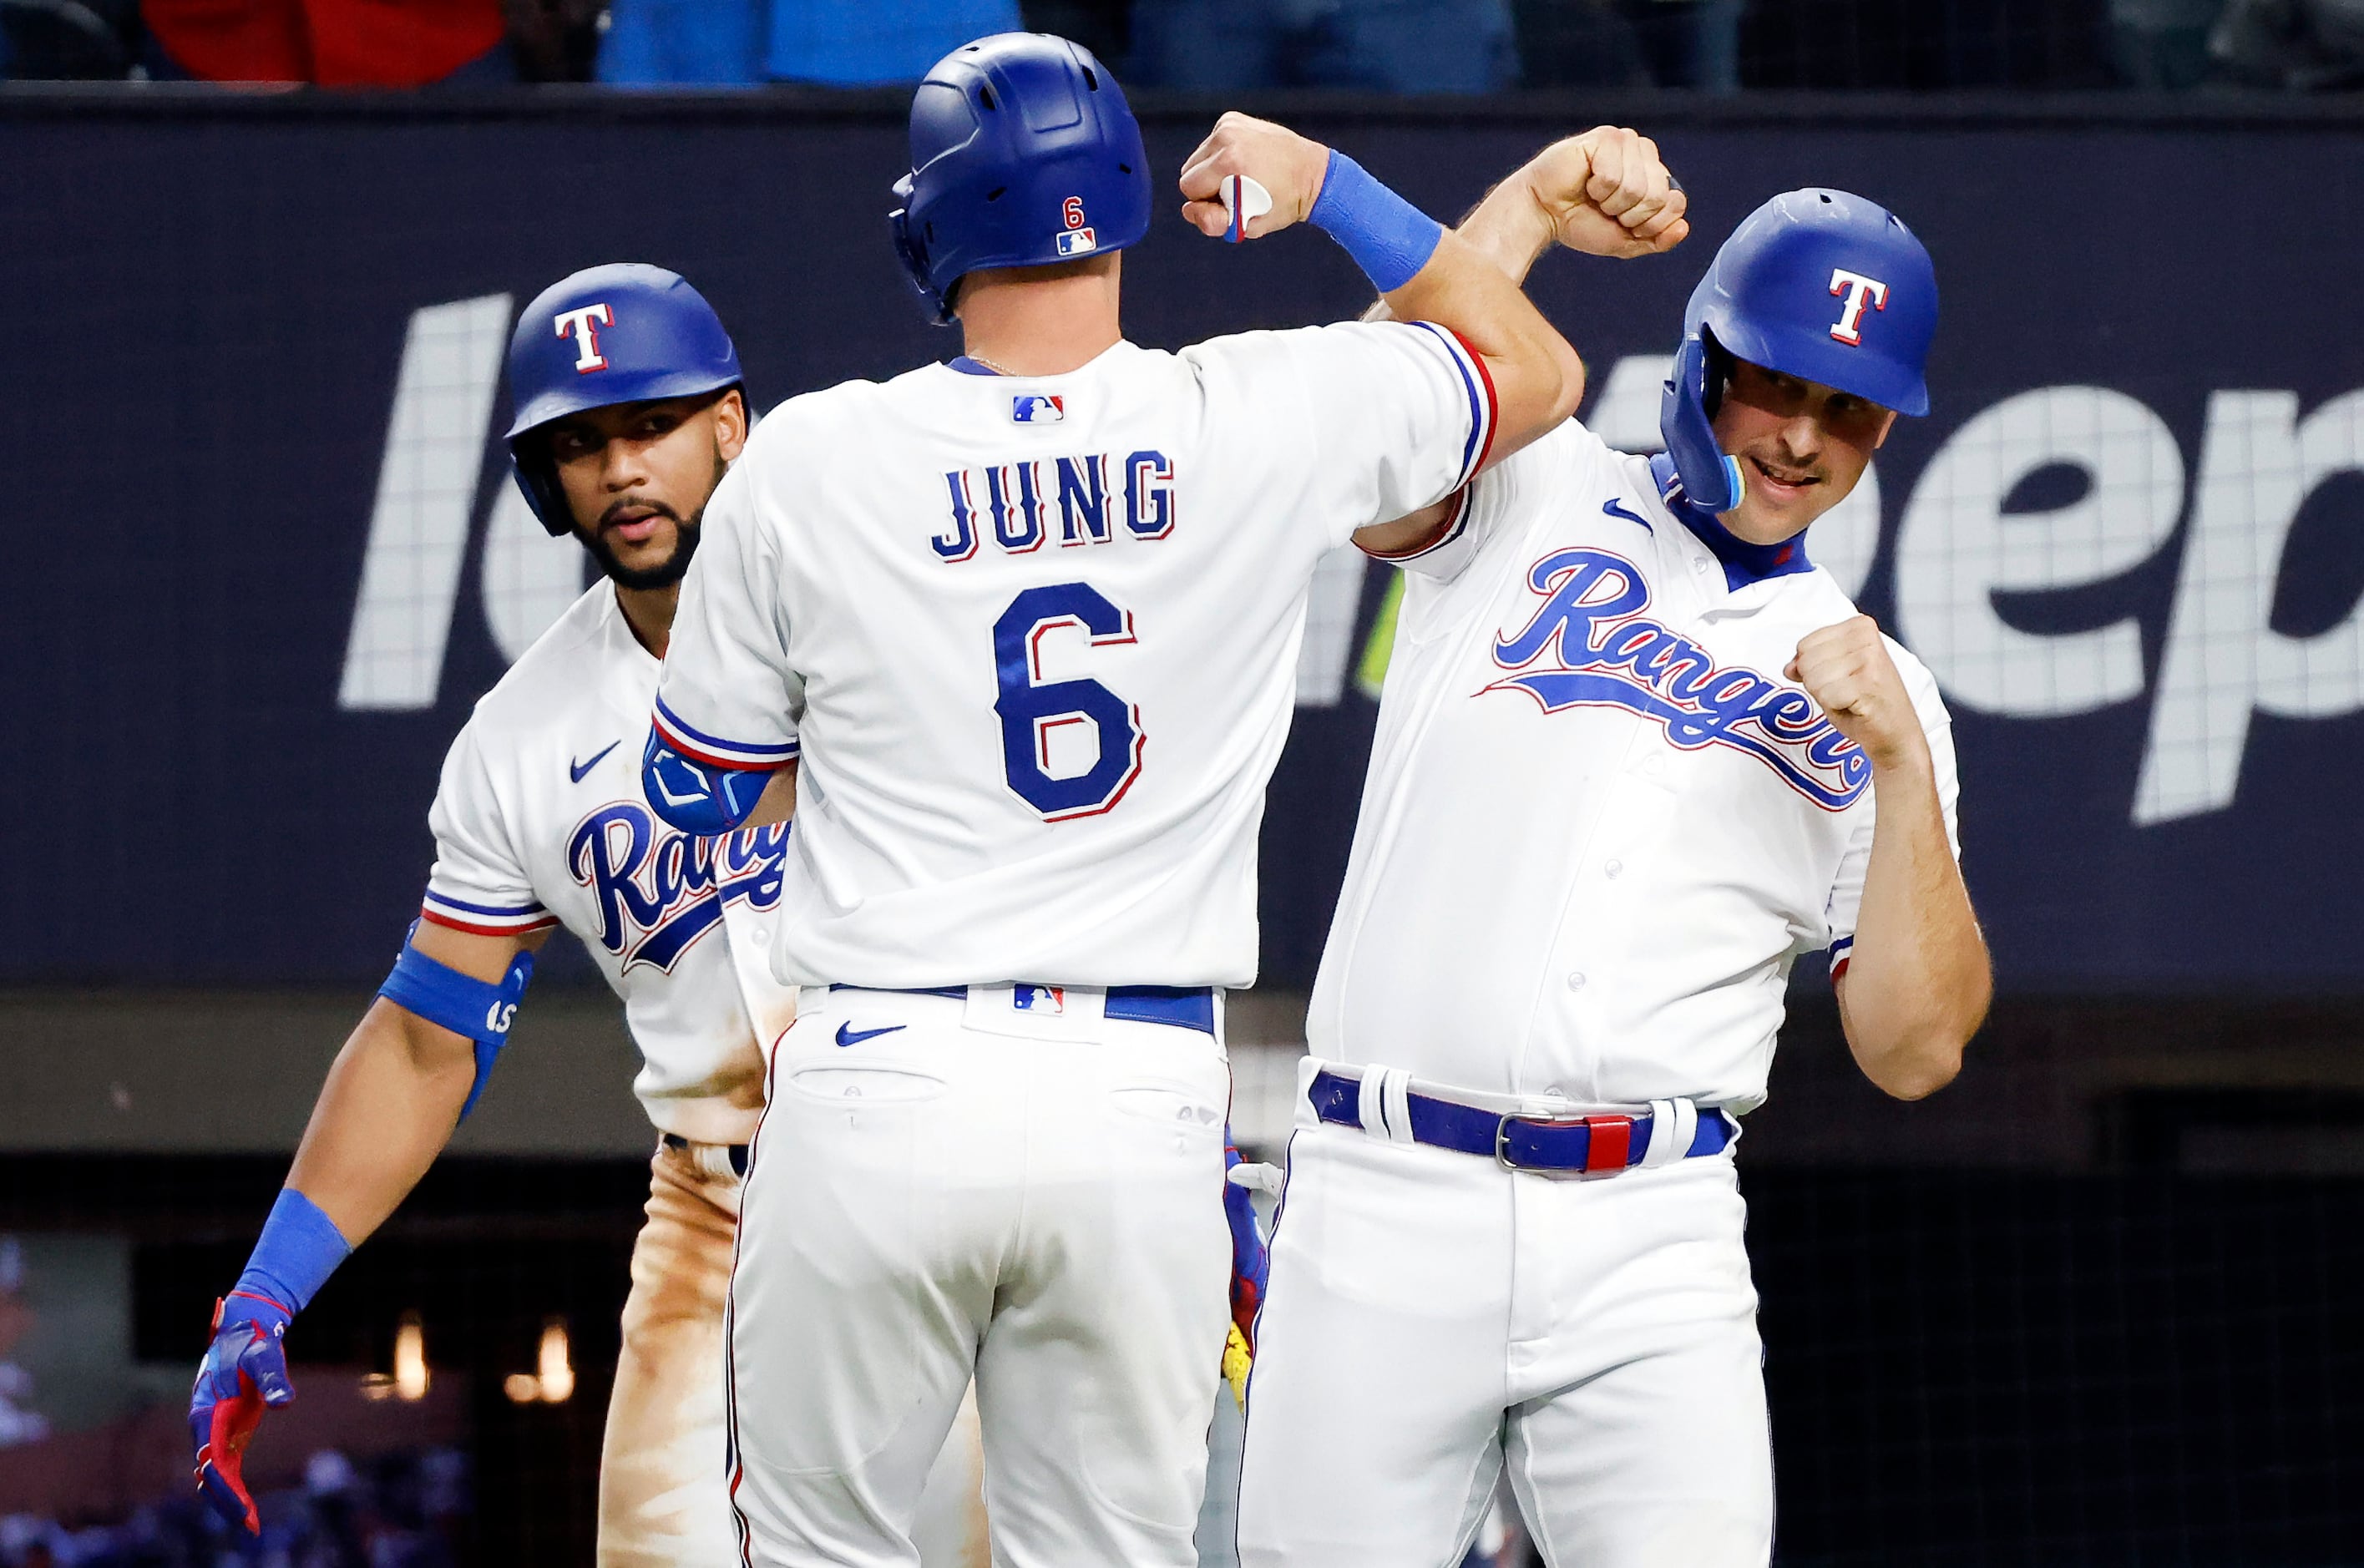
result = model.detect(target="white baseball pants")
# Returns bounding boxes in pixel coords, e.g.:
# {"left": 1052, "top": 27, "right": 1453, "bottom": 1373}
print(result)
{"left": 596, "top": 1139, "right": 989, "bottom": 1568}
{"left": 1235, "top": 1088, "right": 1773, "bottom": 1568}
{"left": 725, "top": 986, "right": 1234, "bottom": 1568}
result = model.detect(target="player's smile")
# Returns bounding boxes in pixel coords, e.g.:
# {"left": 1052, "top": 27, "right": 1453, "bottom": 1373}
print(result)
{"left": 1744, "top": 451, "right": 1821, "bottom": 501}
{"left": 1710, "top": 359, "right": 1893, "bottom": 544}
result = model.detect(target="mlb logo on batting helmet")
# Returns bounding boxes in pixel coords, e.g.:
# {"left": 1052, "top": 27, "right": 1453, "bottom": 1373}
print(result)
{"left": 1012, "top": 394, "right": 1066, "bottom": 424}
{"left": 1055, "top": 195, "right": 1096, "bottom": 256}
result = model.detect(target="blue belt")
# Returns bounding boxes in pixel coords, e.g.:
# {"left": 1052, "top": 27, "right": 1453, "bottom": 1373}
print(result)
{"left": 1308, "top": 1069, "right": 1734, "bottom": 1174}
{"left": 828, "top": 984, "right": 1217, "bottom": 1036}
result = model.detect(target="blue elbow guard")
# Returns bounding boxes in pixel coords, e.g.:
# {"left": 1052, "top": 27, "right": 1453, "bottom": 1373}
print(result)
{"left": 378, "top": 940, "right": 534, "bottom": 1122}
{"left": 641, "top": 728, "right": 772, "bottom": 835}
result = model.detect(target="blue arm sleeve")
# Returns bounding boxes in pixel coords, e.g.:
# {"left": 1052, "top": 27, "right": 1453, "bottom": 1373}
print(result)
{"left": 641, "top": 727, "right": 777, "bottom": 835}
{"left": 377, "top": 939, "right": 535, "bottom": 1122}
{"left": 1308, "top": 151, "right": 1445, "bottom": 295}
{"left": 231, "top": 1188, "right": 352, "bottom": 1315}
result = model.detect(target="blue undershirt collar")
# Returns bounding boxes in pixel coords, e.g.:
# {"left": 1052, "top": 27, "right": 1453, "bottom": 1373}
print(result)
{"left": 1648, "top": 453, "right": 1815, "bottom": 593}
{"left": 949, "top": 356, "right": 1003, "bottom": 377}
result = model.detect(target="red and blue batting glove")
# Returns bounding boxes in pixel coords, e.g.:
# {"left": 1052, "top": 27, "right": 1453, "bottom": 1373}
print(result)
{"left": 1222, "top": 1141, "right": 1272, "bottom": 1407}
{"left": 190, "top": 1289, "right": 296, "bottom": 1534}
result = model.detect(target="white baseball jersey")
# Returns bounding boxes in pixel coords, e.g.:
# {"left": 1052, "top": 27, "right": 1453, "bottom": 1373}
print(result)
{"left": 422, "top": 582, "right": 797, "bottom": 1144}
{"left": 1309, "top": 418, "right": 1960, "bottom": 1112}
{"left": 651, "top": 325, "right": 1497, "bottom": 990}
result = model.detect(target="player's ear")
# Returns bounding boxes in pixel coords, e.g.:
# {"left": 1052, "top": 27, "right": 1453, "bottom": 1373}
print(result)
{"left": 1871, "top": 409, "right": 1897, "bottom": 450}
{"left": 714, "top": 388, "right": 750, "bottom": 463}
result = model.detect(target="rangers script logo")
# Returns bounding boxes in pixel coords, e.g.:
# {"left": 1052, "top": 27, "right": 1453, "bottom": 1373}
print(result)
{"left": 568, "top": 806, "right": 789, "bottom": 970}
{"left": 1486, "top": 547, "right": 1870, "bottom": 811}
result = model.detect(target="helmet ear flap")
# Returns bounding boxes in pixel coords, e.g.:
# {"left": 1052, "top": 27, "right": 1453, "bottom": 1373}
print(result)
{"left": 1698, "top": 327, "right": 1734, "bottom": 419}
{"left": 509, "top": 448, "right": 574, "bottom": 539}
{"left": 888, "top": 201, "right": 950, "bottom": 324}
{"left": 1658, "top": 335, "right": 1746, "bottom": 514}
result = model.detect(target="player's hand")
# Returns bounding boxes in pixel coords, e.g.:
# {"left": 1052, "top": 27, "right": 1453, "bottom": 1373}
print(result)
{"left": 1511, "top": 127, "right": 1688, "bottom": 260}
{"left": 1178, "top": 112, "right": 1331, "bottom": 241}
{"left": 190, "top": 1292, "right": 297, "bottom": 1535}
{"left": 1785, "top": 615, "right": 1929, "bottom": 775}
{"left": 1220, "top": 1141, "right": 1273, "bottom": 1409}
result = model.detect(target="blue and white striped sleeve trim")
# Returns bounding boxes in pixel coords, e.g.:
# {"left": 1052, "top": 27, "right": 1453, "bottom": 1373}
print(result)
{"left": 1827, "top": 933, "right": 1855, "bottom": 978}
{"left": 650, "top": 694, "right": 801, "bottom": 773}
{"left": 421, "top": 888, "right": 558, "bottom": 937}
{"left": 1404, "top": 321, "right": 1499, "bottom": 488}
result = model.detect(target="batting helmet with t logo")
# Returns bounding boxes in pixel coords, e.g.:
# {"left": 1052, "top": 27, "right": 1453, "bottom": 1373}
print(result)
{"left": 504, "top": 263, "right": 745, "bottom": 537}
{"left": 1659, "top": 189, "right": 1938, "bottom": 513}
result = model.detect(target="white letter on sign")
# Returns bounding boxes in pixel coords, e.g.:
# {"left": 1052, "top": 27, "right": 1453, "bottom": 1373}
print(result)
{"left": 338, "top": 294, "right": 515, "bottom": 711}
{"left": 2134, "top": 388, "right": 2364, "bottom": 823}
{"left": 1895, "top": 386, "right": 2183, "bottom": 716}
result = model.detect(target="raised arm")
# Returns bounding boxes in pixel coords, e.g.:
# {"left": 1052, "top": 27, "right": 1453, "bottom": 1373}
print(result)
{"left": 1178, "top": 114, "right": 1612, "bottom": 468}
{"left": 1355, "top": 128, "right": 1690, "bottom": 556}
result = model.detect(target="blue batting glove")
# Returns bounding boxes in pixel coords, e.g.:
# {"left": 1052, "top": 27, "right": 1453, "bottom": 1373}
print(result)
{"left": 1223, "top": 1142, "right": 1271, "bottom": 1343}
{"left": 1222, "top": 1141, "right": 1273, "bottom": 1407}
{"left": 190, "top": 1290, "right": 296, "bottom": 1534}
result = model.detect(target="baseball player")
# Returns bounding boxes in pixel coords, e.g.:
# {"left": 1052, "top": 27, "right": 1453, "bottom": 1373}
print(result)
{"left": 186, "top": 264, "right": 985, "bottom": 1567}
{"left": 1233, "top": 149, "right": 1994, "bottom": 1567}
{"left": 631, "top": 32, "right": 1686, "bottom": 1568}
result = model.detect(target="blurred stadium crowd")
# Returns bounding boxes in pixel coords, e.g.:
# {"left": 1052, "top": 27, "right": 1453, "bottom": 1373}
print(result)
{"left": 0, "top": 0, "right": 2358, "bottom": 91}
{"left": 0, "top": 1449, "right": 466, "bottom": 1568}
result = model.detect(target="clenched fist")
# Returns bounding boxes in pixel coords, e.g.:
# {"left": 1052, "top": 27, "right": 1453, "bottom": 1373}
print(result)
{"left": 1785, "top": 615, "right": 1927, "bottom": 774}
{"left": 1512, "top": 127, "right": 1688, "bottom": 260}
{"left": 1178, "top": 112, "right": 1333, "bottom": 240}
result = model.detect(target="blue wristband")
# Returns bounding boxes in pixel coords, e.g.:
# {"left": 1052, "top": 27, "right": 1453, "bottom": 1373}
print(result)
{"left": 1308, "top": 150, "right": 1445, "bottom": 296}
{"left": 379, "top": 938, "right": 534, "bottom": 1121}
{"left": 231, "top": 1188, "right": 352, "bottom": 1316}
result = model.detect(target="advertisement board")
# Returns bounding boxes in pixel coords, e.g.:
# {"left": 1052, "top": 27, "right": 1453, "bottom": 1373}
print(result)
{"left": 5, "top": 98, "right": 2360, "bottom": 989}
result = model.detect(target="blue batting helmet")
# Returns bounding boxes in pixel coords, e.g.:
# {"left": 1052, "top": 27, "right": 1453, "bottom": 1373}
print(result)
{"left": 1659, "top": 189, "right": 1937, "bottom": 513}
{"left": 504, "top": 263, "right": 745, "bottom": 536}
{"left": 889, "top": 33, "right": 1151, "bottom": 324}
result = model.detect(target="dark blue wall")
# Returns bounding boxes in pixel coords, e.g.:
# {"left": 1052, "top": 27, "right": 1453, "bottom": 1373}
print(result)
{"left": 5, "top": 97, "right": 2361, "bottom": 990}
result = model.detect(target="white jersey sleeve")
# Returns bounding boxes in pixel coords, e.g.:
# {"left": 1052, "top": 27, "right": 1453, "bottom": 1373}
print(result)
{"left": 1822, "top": 641, "right": 1961, "bottom": 977}
{"left": 421, "top": 720, "right": 558, "bottom": 938}
{"left": 1366, "top": 416, "right": 1599, "bottom": 583}
{"left": 650, "top": 460, "right": 803, "bottom": 772}
{"left": 1198, "top": 318, "right": 1499, "bottom": 551}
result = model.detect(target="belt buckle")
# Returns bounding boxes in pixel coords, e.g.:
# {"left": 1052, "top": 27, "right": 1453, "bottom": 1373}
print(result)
{"left": 1495, "top": 1110, "right": 1636, "bottom": 1178}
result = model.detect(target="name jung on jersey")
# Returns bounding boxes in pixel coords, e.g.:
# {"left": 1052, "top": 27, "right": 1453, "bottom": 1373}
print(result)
{"left": 931, "top": 450, "right": 1175, "bottom": 561}
{"left": 569, "top": 803, "right": 789, "bottom": 971}
{"left": 1488, "top": 548, "right": 1870, "bottom": 812}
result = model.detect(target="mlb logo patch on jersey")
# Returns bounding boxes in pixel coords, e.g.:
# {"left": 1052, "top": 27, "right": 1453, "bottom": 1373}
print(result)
{"left": 1014, "top": 984, "right": 1066, "bottom": 1014}
{"left": 1012, "top": 393, "right": 1066, "bottom": 425}
{"left": 1055, "top": 227, "right": 1098, "bottom": 257}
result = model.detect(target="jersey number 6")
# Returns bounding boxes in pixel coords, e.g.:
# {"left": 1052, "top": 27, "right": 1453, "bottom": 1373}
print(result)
{"left": 993, "top": 583, "right": 1144, "bottom": 822}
